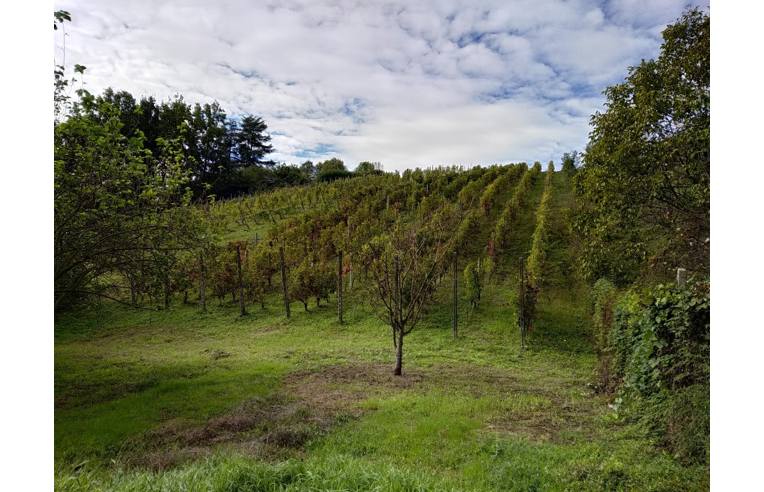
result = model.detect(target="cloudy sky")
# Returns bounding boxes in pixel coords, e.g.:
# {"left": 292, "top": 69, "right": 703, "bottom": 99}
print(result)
{"left": 54, "top": 0, "right": 705, "bottom": 171}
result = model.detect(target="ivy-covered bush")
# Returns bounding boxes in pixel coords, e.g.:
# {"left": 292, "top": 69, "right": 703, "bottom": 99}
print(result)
{"left": 615, "top": 281, "right": 709, "bottom": 397}
{"left": 604, "top": 279, "right": 710, "bottom": 464}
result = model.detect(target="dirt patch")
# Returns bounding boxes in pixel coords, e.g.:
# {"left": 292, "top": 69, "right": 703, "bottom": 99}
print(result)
{"left": 283, "top": 362, "right": 425, "bottom": 415}
{"left": 122, "top": 395, "right": 315, "bottom": 470}
{"left": 284, "top": 362, "right": 604, "bottom": 444}
{"left": 121, "top": 363, "right": 427, "bottom": 470}
{"left": 121, "top": 361, "right": 603, "bottom": 470}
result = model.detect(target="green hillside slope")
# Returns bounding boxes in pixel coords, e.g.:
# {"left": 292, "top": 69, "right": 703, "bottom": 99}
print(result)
{"left": 54, "top": 170, "right": 707, "bottom": 491}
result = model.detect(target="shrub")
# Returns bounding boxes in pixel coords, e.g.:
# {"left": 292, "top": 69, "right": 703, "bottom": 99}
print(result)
{"left": 619, "top": 281, "right": 709, "bottom": 396}
{"left": 605, "top": 279, "right": 709, "bottom": 464}
{"left": 463, "top": 260, "right": 483, "bottom": 309}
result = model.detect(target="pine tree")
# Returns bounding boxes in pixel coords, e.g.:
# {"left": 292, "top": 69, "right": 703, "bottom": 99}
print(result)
{"left": 235, "top": 115, "right": 274, "bottom": 167}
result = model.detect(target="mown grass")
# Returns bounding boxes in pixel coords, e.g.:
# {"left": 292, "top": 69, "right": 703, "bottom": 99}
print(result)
{"left": 55, "top": 174, "right": 708, "bottom": 491}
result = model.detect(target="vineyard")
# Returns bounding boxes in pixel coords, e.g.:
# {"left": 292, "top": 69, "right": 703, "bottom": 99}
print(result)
{"left": 55, "top": 164, "right": 708, "bottom": 491}
{"left": 51, "top": 8, "right": 710, "bottom": 491}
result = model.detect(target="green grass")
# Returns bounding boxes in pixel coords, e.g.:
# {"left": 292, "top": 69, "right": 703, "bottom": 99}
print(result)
{"left": 54, "top": 174, "right": 708, "bottom": 491}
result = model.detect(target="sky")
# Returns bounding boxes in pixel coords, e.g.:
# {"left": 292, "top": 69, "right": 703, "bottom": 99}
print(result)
{"left": 54, "top": 0, "right": 705, "bottom": 171}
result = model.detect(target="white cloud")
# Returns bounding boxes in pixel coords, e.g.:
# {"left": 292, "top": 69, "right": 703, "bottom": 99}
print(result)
{"left": 341, "top": 98, "right": 588, "bottom": 171}
{"left": 54, "top": 0, "right": 705, "bottom": 169}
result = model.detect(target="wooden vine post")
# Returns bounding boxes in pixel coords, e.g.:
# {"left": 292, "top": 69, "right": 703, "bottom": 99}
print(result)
{"left": 337, "top": 251, "right": 344, "bottom": 323}
{"left": 519, "top": 257, "right": 527, "bottom": 351}
{"left": 279, "top": 243, "right": 290, "bottom": 318}
{"left": 346, "top": 217, "right": 353, "bottom": 291}
{"left": 452, "top": 250, "right": 458, "bottom": 339}
{"left": 236, "top": 243, "right": 246, "bottom": 317}
{"left": 199, "top": 251, "right": 206, "bottom": 313}
{"left": 676, "top": 267, "right": 687, "bottom": 287}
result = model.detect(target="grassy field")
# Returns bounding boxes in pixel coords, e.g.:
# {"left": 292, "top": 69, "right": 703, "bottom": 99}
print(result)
{"left": 54, "top": 173, "right": 708, "bottom": 491}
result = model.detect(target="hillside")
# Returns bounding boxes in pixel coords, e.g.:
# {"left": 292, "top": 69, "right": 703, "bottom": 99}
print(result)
{"left": 54, "top": 168, "right": 708, "bottom": 491}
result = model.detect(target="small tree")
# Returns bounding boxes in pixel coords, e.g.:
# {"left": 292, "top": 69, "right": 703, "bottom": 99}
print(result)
{"left": 314, "top": 261, "right": 335, "bottom": 307}
{"left": 289, "top": 259, "right": 314, "bottom": 311}
{"left": 360, "top": 206, "right": 458, "bottom": 375}
{"left": 463, "top": 260, "right": 483, "bottom": 309}
{"left": 244, "top": 251, "right": 270, "bottom": 310}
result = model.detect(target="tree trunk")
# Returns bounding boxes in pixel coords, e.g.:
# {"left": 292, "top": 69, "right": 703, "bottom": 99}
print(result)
{"left": 394, "top": 329, "right": 403, "bottom": 376}
{"left": 394, "top": 255, "right": 402, "bottom": 326}
{"left": 393, "top": 255, "right": 403, "bottom": 376}
{"left": 199, "top": 252, "right": 207, "bottom": 313}
{"left": 279, "top": 244, "right": 290, "bottom": 318}
{"left": 519, "top": 257, "right": 526, "bottom": 351}
{"left": 337, "top": 251, "right": 343, "bottom": 323}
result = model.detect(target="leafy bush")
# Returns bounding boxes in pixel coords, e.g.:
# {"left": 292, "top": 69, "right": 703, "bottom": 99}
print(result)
{"left": 463, "top": 260, "right": 483, "bottom": 309}
{"left": 617, "top": 281, "right": 709, "bottom": 396}
{"left": 604, "top": 279, "right": 709, "bottom": 464}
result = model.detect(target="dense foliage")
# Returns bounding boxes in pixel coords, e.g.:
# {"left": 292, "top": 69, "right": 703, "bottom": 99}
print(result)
{"left": 593, "top": 279, "right": 709, "bottom": 464}
{"left": 71, "top": 89, "right": 278, "bottom": 198}
{"left": 574, "top": 9, "right": 709, "bottom": 285}
{"left": 54, "top": 106, "right": 201, "bottom": 309}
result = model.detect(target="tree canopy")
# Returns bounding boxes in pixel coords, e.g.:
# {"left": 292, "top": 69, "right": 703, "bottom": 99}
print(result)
{"left": 574, "top": 8, "right": 709, "bottom": 285}
{"left": 72, "top": 88, "right": 275, "bottom": 198}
